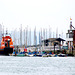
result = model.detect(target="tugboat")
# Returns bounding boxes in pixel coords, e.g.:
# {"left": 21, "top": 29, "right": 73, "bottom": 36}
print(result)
{"left": 0, "top": 30, "right": 14, "bottom": 55}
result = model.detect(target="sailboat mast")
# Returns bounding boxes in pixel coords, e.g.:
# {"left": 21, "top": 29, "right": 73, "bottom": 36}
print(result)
{"left": 24, "top": 29, "right": 25, "bottom": 48}
{"left": 56, "top": 28, "right": 58, "bottom": 38}
{"left": 20, "top": 24, "right": 22, "bottom": 48}
{"left": 30, "top": 28, "right": 31, "bottom": 46}
{"left": 40, "top": 28, "right": 42, "bottom": 53}
{"left": 0, "top": 24, "right": 2, "bottom": 46}
{"left": 43, "top": 28, "right": 45, "bottom": 51}
{"left": 3, "top": 24, "right": 4, "bottom": 37}
{"left": 34, "top": 27, "right": 36, "bottom": 46}
{"left": 14, "top": 29, "right": 15, "bottom": 47}
{"left": 46, "top": 28, "right": 47, "bottom": 39}
{"left": 49, "top": 25, "right": 50, "bottom": 38}
{"left": 26, "top": 26, "right": 28, "bottom": 48}
{"left": 39, "top": 30, "right": 41, "bottom": 51}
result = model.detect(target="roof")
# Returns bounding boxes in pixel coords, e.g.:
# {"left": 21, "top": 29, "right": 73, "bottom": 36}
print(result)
{"left": 55, "top": 38, "right": 65, "bottom": 42}
{"left": 42, "top": 38, "right": 65, "bottom": 42}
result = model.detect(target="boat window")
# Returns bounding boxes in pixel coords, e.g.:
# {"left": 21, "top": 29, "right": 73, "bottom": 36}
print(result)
{"left": 69, "top": 34, "right": 73, "bottom": 38}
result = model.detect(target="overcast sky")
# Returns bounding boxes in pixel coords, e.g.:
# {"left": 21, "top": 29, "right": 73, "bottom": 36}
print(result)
{"left": 0, "top": 0, "right": 75, "bottom": 35}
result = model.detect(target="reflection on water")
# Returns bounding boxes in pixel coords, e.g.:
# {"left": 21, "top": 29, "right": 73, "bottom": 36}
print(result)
{"left": 0, "top": 56, "right": 75, "bottom": 75}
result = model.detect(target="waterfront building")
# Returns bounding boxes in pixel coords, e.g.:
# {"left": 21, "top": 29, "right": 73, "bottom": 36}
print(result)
{"left": 41, "top": 38, "right": 65, "bottom": 51}
{"left": 66, "top": 19, "right": 75, "bottom": 50}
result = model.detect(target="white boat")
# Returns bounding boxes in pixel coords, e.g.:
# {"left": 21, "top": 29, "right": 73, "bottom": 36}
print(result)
{"left": 28, "top": 54, "right": 34, "bottom": 57}
{"left": 58, "top": 53, "right": 66, "bottom": 57}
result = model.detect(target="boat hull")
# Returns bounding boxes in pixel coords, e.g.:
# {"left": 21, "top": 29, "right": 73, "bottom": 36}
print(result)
{"left": 0, "top": 49, "right": 4, "bottom": 54}
{"left": 0, "top": 48, "right": 13, "bottom": 55}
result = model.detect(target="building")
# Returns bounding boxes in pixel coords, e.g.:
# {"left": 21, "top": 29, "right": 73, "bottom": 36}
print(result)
{"left": 41, "top": 38, "right": 65, "bottom": 51}
{"left": 66, "top": 20, "right": 75, "bottom": 50}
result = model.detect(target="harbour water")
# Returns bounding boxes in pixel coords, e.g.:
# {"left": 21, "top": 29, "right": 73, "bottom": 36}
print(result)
{"left": 0, "top": 56, "right": 75, "bottom": 75}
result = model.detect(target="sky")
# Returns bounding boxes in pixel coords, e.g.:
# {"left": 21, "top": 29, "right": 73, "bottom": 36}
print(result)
{"left": 0, "top": 0, "right": 75, "bottom": 45}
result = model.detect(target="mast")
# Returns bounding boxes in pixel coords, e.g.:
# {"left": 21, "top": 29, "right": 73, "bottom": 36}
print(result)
{"left": 70, "top": 18, "right": 75, "bottom": 30}
{"left": 34, "top": 27, "right": 37, "bottom": 51}
{"left": 14, "top": 29, "right": 16, "bottom": 47}
{"left": 53, "top": 32, "right": 54, "bottom": 38}
{"left": 62, "top": 30, "right": 63, "bottom": 38}
{"left": 0, "top": 24, "right": 2, "bottom": 46}
{"left": 39, "top": 31, "right": 40, "bottom": 49}
{"left": 20, "top": 24, "right": 22, "bottom": 48}
{"left": 43, "top": 28, "right": 45, "bottom": 51}
{"left": 34, "top": 27, "right": 36, "bottom": 46}
{"left": 26, "top": 26, "right": 28, "bottom": 48}
{"left": 39, "top": 30, "right": 42, "bottom": 52}
{"left": 46, "top": 28, "right": 47, "bottom": 39}
{"left": 43, "top": 28, "right": 45, "bottom": 40}
{"left": 34, "top": 27, "right": 35, "bottom": 46}
{"left": 27, "top": 26, "right": 29, "bottom": 46}
{"left": 2, "top": 24, "right": 4, "bottom": 37}
{"left": 49, "top": 26, "right": 50, "bottom": 38}
{"left": 41, "top": 28, "right": 42, "bottom": 53}
{"left": 70, "top": 18, "right": 72, "bottom": 30}
{"left": 30, "top": 28, "right": 31, "bottom": 46}
{"left": 56, "top": 28, "right": 58, "bottom": 38}
{"left": 41, "top": 28, "right": 42, "bottom": 39}
{"left": 24, "top": 29, "right": 25, "bottom": 48}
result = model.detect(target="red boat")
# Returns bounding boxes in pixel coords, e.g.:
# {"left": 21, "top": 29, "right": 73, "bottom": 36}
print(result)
{"left": 0, "top": 31, "right": 14, "bottom": 55}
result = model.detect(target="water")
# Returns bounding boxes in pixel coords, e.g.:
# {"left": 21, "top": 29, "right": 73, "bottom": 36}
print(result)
{"left": 0, "top": 56, "right": 75, "bottom": 75}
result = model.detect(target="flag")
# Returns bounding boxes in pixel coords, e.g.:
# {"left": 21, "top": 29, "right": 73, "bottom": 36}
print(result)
{"left": 70, "top": 18, "right": 72, "bottom": 20}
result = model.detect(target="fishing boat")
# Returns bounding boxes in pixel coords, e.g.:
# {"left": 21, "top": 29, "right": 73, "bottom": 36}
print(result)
{"left": 0, "top": 30, "right": 14, "bottom": 55}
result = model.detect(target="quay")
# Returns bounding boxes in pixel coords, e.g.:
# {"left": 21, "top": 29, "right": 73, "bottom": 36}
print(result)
{"left": 12, "top": 19, "right": 75, "bottom": 57}
{"left": 0, "top": 19, "right": 75, "bottom": 57}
